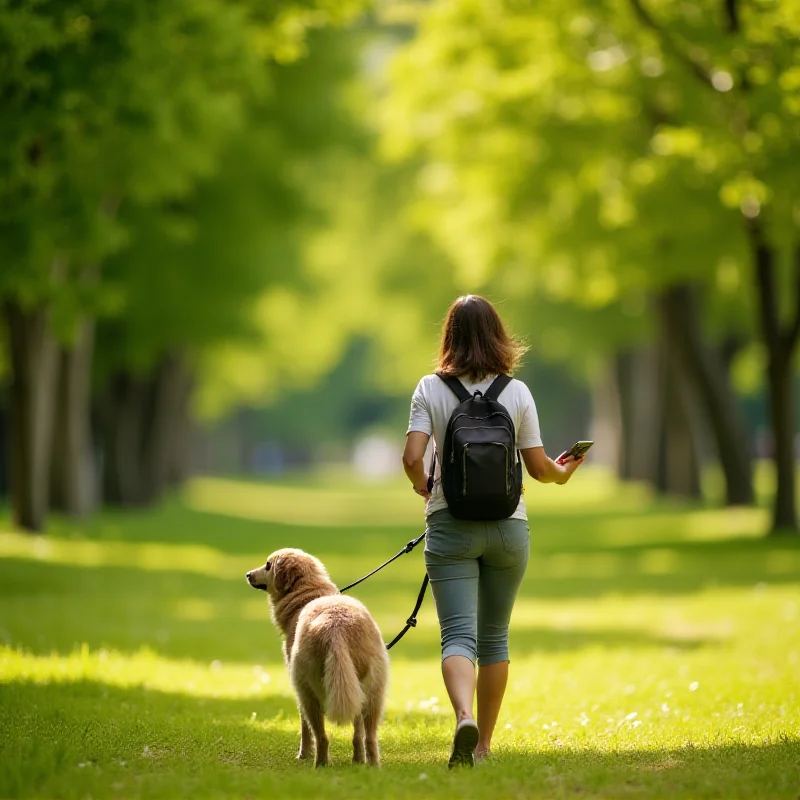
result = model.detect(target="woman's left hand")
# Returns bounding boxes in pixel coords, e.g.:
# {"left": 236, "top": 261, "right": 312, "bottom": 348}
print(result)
{"left": 413, "top": 481, "right": 430, "bottom": 500}
{"left": 404, "top": 431, "right": 431, "bottom": 500}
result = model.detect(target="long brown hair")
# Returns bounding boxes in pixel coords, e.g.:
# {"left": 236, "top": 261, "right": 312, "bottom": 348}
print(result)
{"left": 437, "top": 295, "right": 527, "bottom": 381}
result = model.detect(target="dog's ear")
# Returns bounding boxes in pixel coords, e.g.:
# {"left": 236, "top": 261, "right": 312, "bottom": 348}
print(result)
{"left": 274, "top": 554, "right": 304, "bottom": 596}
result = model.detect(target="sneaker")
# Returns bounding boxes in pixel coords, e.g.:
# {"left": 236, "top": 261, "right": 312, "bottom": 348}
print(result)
{"left": 448, "top": 719, "right": 479, "bottom": 769}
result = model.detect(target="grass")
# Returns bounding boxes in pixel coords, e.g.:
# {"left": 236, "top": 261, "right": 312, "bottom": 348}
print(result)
{"left": 1, "top": 466, "right": 799, "bottom": 799}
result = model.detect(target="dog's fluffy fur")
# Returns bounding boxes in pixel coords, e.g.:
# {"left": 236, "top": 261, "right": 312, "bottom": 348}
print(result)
{"left": 247, "top": 548, "right": 389, "bottom": 767}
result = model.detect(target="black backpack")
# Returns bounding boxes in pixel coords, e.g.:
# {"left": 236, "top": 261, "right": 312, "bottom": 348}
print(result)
{"left": 427, "top": 372, "right": 523, "bottom": 521}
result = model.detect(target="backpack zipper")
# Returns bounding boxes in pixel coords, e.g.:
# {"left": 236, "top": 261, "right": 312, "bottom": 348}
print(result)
{"left": 452, "top": 424, "right": 515, "bottom": 442}
{"left": 451, "top": 412, "right": 514, "bottom": 428}
{"left": 452, "top": 426, "right": 514, "bottom": 465}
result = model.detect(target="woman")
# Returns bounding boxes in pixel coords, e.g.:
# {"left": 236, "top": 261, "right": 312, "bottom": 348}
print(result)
{"left": 402, "top": 295, "right": 583, "bottom": 768}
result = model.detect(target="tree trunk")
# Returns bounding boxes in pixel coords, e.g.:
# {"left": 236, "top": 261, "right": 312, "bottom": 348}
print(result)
{"left": 656, "top": 325, "right": 702, "bottom": 499}
{"left": 656, "top": 283, "right": 754, "bottom": 506}
{"left": 616, "top": 346, "right": 662, "bottom": 484}
{"left": 140, "top": 351, "right": 191, "bottom": 501}
{"left": 765, "top": 349, "right": 797, "bottom": 532}
{"left": 589, "top": 360, "right": 622, "bottom": 469}
{"left": 50, "top": 320, "right": 96, "bottom": 516}
{"left": 100, "top": 351, "right": 192, "bottom": 507}
{"left": 0, "top": 397, "right": 8, "bottom": 503}
{"left": 748, "top": 225, "right": 798, "bottom": 534}
{"left": 3, "top": 300, "right": 61, "bottom": 532}
{"left": 100, "top": 370, "right": 151, "bottom": 507}
{"left": 166, "top": 372, "right": 195, "bottom": 487}
{"left": 617, "top": 314, "right": 702, "bottom": 499}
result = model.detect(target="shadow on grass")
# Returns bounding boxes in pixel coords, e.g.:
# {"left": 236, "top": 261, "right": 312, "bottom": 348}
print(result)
{"left": 0, "top": 555, "right": 289, "bottom": 664}
{"left": 38, "top": 498, "right": 787, "bottom": 557}
{"left": 472, "top": 739, "right": 800, "bottom": 799}
{"left": 1, "top": 679, "right": 798, "bottom": 799}
{"left": 391, "top": 626, "right": 713, "bottom": 662}
{"left": 0, "top": 678, "right": 303, "bottom": 799}
{"left": 1, "top": 529, "right": 797, "bottom": 663}
{"left": 2, "top": 494, "right": 798, "bottom": 664}
{"left": 0, "top": 554, "right": 731, "bottom": 663}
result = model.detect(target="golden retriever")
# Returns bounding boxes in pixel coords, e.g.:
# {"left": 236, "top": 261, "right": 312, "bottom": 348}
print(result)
{"left": 246, "top": 548, "right": 389, "bottom": 767}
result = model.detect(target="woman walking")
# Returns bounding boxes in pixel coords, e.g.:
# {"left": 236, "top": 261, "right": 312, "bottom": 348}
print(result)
{"left": 402, "top": 295, "right": 583, "bottom": 768}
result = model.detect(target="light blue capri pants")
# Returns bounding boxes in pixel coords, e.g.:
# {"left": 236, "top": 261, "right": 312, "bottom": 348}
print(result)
{"left": 424, "top": 508, "right": 530, "bottom": 666}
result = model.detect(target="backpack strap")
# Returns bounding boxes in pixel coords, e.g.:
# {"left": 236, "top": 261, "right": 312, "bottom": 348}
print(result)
{"left": 428, "top": 373, "right": 469, "bottom": 493}
{"left": 483, "top": 374, "right": 512, "bottom": 402}
{"left": 435, "top": 372, "right": 471, "bottom": 402}
{"left": 426, "top": 448, "right": 437, "bottom": 493}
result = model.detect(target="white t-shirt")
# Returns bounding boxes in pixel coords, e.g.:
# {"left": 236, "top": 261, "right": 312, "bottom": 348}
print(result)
{"left": 407, "top": 373, "right": 543, "bottom": 520}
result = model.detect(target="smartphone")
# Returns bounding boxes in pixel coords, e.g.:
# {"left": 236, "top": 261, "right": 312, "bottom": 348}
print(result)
{"left": 556, "top": 440, "right": 594, "bottom": 464}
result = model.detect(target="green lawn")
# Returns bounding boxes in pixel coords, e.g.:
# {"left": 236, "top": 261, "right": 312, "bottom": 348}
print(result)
{"left": 1, "top": 468, "right": 799, "bottom": 799}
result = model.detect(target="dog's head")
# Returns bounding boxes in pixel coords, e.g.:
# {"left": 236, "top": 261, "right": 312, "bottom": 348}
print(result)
{"left": 246, "top": 548, "right": 331, "bottom": 600}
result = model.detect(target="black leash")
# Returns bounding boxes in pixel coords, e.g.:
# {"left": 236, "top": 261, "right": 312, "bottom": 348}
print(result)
{"left": 340, "top": 532, "right": 428, "bottom": 650}
{"left": 384, "top": 574, "right": 429, "bottom": 650}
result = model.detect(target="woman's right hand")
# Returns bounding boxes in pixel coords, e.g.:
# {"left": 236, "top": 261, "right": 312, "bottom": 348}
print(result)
{"left": 520, "top": 446, "right": 585, "bottom": 485}
{"left": 556, "top": 455, "right": 583, "bottom": 484}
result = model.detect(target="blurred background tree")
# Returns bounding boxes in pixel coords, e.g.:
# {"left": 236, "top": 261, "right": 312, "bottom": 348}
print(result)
{"left": 1, "top": 0, "right": 797, "bottom": 535}
{"left": 380, "top": 0, "right": 800, "bottom": 532}
{"left": 0, "top": 0, "right": 365, "bottom": 528}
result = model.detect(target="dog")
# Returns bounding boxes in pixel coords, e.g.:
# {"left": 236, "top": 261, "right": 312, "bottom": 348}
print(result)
{"left": 246, "top": 548, "right": 389, "bottom": 767}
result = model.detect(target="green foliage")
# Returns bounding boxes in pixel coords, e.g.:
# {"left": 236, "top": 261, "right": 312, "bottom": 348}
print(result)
{"left": 296, "top": 153, "right": 463, "bottom": 390}
{"left": 186, "top": 27, "right": 386, "bottom": 417}
{"left": 1, "top": 473, "right": 799, "bottom": 797}
{"left": 0, "top": 0, "right": 372, "bottom": 406}
{"left": 94, "top": 25, "right": 364, "bottom": 388}
{"left": 232, "top": 338, "right": 408, "bottom": 448}
{"left": 0, "top": 0, "right": 263, "bottom": 303}
{"left": 381, "top": 0, "right": 800, "bottom": 356}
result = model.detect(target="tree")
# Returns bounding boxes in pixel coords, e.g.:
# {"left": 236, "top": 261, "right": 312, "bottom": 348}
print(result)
{"left": 93, "top": 26, "right": 366, "bottom": 506}
{"left": 381, "top": 0, "right": 800, "bottom": 526}
{"left": 0, "top": 0, "right": 366, "bottom": 529}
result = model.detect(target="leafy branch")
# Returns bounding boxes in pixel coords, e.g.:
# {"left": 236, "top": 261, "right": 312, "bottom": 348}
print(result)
{"left": 628, "top": 0, "right": 715, "bottom": 89}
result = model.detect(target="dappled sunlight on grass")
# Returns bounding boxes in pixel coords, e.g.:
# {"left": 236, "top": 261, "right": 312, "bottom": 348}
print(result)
{"left": 0, "top": 521, "right": 417, "bottom": 589}
{"left": 0, "top": 644, "right": 290, "bottom": 700}
{"left": 2, "top": 473, "right": 799, "bottom": 798}
{"left": 0, "top": 528, "right": 247, "bottom": 577}
{"left": 590, "top": 506, "right": 769, "bottom": 548}
{"left": 525, "top": 465, "right": 653, "bottom": 510}
{"left": 173, "top": 597, "right": 219, "bottom": 621}
{"left": 636, "top": 547, "right": 681, "bottom": 574}
{"left": 682, "top": 506, "right": 769, "bottom": 540}
{"left": 509, "top": 584, "right": 800, "bottom": 651}
{"left": 184, "top": 467, "right": 651, "bottom": 527}
{"left": 185, "top": 476, "right": 423, "bottom": 527}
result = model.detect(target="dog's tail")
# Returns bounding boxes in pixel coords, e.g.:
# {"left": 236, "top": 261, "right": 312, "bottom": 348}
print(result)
{"left": 324, "top": 629, "right": 365, "bottom": 724}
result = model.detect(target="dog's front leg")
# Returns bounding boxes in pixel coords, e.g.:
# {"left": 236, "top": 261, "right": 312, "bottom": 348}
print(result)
{"left": 297, "top": 715, "right": 313, "bottom": 761}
